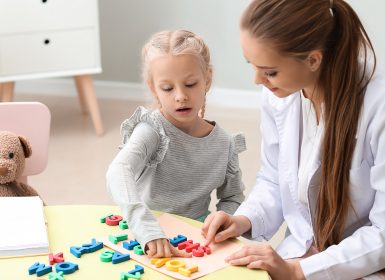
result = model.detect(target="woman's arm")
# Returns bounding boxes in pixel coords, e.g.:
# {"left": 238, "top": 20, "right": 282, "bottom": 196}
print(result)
{"left": 234, "top": 91, "right": 284, "bottom": 241}
{"left": 202, "top": 90, "right": 284, "bottom": 244}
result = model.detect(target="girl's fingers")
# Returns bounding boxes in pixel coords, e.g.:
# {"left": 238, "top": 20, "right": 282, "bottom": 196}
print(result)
{"left": 163, "top": 241, "right": 172, "bottom": 258}
{"left": 153, "top": 240, "right": 164, "bottom": 258}
{"left": 147, "top": 239, "right": 192, "bottom": 258}
{"left": 170, "top": 245, "right": 192, "bottom": 258}
{"left": 145, "top": 241, "right": 157, "bottom": 257}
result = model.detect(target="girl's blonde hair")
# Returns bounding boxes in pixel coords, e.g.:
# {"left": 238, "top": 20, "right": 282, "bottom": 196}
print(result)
{"left": 141, "top": 30, "right": 212, "bottom": 117}
{"left": 141, "top": 30, "right": 212, "bottom": 83}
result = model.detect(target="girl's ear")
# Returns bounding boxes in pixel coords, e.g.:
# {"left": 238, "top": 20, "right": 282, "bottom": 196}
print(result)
{"left": 306, "top": 50, "right": 323, "bottom": 72}
{"left": 205, "top": 67, "right": 213, "bottom": 92}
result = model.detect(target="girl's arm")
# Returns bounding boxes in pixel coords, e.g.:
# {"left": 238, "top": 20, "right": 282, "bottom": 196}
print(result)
{"left": 216, "top": 174, "right": 245, "bottom": 215}
{"left": 216, "top": 133, "right": 246, "bottom": 214}
{"left": 106, "top": 122, "right": 166, "bottom": 250}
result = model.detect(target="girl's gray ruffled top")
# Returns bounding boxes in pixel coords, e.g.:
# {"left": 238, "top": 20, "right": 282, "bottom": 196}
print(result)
{"left": 106, "top": 106, "right": 246, "bottom": 249}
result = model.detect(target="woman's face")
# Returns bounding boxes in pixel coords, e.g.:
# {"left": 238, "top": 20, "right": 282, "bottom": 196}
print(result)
{"left": 240, "top": 29, "right": 319, "bottom": 98}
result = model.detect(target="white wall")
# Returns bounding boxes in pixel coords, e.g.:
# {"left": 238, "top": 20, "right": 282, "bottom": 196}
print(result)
{"left": 347, "top": 0, "right": 385, "bottom": 68}
{"left": 96, "top": 0, "right": 385, "bottom": 92}
{"left": 97, "top": 0, "right": 255, "bottom": 90}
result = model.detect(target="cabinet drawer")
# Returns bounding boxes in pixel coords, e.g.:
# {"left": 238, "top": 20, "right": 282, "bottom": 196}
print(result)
{"left": 0, "top": 29, "right": 99, "bottom": 76}
{"left": 0, "top": 0, "right": 97, "bottom": 34}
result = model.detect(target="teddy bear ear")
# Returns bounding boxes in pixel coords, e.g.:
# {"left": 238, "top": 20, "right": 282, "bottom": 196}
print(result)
{"left": 18, "top": 135, "right": 32, "bottom": 158}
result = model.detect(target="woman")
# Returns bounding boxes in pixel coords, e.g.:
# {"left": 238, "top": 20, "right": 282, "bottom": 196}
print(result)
{"left": 202, "top": 0, "right": 385, "bottom": 279}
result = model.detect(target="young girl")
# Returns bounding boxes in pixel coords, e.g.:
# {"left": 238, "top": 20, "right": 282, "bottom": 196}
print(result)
{"left": 106, "top": 30, "right": 246, "bottom": 258}
{"left": 202, "top": 0, "right": 385, "bottom": 279}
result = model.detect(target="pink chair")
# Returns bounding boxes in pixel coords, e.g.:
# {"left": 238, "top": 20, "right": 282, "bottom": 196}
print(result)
{"left": 0, "top": 102, "right": 51, "bottom": 184}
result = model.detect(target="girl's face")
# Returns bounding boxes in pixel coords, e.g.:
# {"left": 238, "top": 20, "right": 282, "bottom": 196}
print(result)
{"left": 240, "top": 29, "right": 319, "bottom": 98}
{"left": 148, "top": 54, "right": 211, "bottom": 128}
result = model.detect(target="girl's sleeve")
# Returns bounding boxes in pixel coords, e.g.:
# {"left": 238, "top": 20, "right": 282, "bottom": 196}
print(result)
{"left": 216, "top": 133, "right": 246, "bottom": 214}
{"left": 234, "top": 90, "right": 284, "bottom": 241}
{"left": 106, "top": 107, "right": 169, "bottom": 250}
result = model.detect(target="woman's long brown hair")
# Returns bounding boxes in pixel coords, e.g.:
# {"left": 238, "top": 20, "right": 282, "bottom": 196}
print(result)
{"left": 241, "top": 0, "right": 376, "bottom": 250}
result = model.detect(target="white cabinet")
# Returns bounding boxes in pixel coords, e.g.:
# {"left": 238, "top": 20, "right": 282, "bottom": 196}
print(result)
{"left": 0, "top": 0, "right": 104, "bottom": 135}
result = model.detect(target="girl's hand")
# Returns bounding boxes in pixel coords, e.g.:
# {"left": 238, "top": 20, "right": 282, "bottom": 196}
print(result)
{"left": 145, "top": 238, "right": 192, "bottom": 258}
{"left": 201, "top": 211, "right": 251, "bottom": 246}
{"left": 225, "top": 244, "right": 305, "bottom": 280}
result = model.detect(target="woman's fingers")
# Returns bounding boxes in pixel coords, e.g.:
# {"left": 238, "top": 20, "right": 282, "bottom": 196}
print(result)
{"left": 202, "top": 211, "right": 229, "bottom": 246}
{"left": 201, "top": 212, "right": 215, "bottom": 238}
{"left": 213, "top": 224, "right": 237, "bottom": 243}
{"left": 247, "top": 260, "right": 269, "bottom": 271}
{"left": 225, "top": 245, "right": 270, "bottom": 262}
{"left": 228, "top": 255, "right": 257, "bottom": 266}
{"left": 225, "top": 246, "right": 251, "bottom": 262}
{"left": 225, "top": 248, "right": 269, "bottom": 267}
{"left": 224, "top": 244, "right": 299, "bottom": 280}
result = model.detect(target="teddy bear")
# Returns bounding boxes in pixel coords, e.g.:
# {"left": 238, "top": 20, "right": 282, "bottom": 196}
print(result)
{"left": 0, "top": 130, "right": 40, "bottom": 197}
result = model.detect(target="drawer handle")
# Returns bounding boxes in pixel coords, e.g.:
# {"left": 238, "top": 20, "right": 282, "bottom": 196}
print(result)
{"left": 42, "top": 0, "right": 48, "bottom": 3}
{"left": 44, "top": 39, "right": 50, "bottom": 45}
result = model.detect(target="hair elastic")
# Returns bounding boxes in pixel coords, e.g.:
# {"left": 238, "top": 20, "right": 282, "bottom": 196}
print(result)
{"left": 329, "top": 0, "right": 334, "bottom": 16}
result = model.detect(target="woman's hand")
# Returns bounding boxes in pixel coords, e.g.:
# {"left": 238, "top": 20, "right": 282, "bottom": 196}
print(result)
{"left": 225, "top": 244, "right": 305, "bottom": 280}
{"left": 145, "top": 238, "right": 191, "bottom": 258}
{"left": 201, "top": 211, "right": 251, "bottom": 245}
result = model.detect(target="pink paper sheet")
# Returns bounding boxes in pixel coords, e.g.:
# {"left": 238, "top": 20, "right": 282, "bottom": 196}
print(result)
{"left": 102, "top": 213, "right": 243, "bottom": 279}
